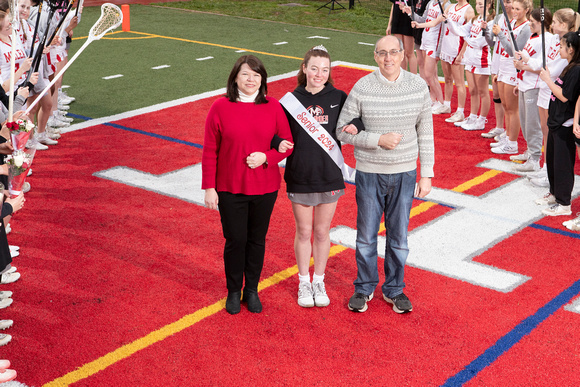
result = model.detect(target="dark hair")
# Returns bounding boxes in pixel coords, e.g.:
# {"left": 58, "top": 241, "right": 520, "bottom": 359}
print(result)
{"left": 297, "top": 47, "right": 333, "bottom": 87}
{"left": 225, "top": 55, "right": 268, "bottom": 104}
{"left": 560, "top": 30, "right": 580, "bottom": 77}
{"left": 0, "top": 0, "right": 8, "bottom": 12}
{"left": 530, "top": 8, "right": 552, "bottom": 30}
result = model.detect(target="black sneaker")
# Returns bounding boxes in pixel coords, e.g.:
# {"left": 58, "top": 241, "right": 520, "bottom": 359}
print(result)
{"left": 348, "top": 292, "right": 374, "bottom": 312}
{"left": 383, "top": 292, "right": 413, "bottom": 313}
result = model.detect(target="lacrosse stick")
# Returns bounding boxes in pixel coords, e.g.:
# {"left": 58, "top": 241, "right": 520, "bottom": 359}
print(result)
{"left": 8, "top": 0, "right": 20, "bottom": 122}
{"left": 498, "top": 0, "right": 518, "bottom": 53}
{"left": 482, "top": 0, "right": 487, "bottom": 36}
{"left": 540, "top": 0, "right": 545, "bottom": 69}
{"left": 25, "top": 3, "right": 123, "bottom": 115}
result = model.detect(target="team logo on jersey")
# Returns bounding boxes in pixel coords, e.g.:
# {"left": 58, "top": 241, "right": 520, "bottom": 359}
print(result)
{"left": 307, "top": 105, "right": 329, "bottom": 125}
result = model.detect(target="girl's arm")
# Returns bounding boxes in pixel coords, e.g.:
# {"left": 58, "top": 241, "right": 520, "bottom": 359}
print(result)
{"left": 539, "top": 68, "right": 567, "bottom": 102}
{"left": 413, "top": 13, "right": 445, "bottom": 29}
{"left": 574, "top": 97, "right": 580, "bottom": 139}
{"left": 386, "top": 4, "right": 394, "bottom": 35}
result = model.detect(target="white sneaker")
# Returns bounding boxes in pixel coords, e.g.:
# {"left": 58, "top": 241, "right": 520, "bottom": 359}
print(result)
{"left": 481, "top": 127, "right": 505, "bottom": 138}
{"left": 0, "top": 291, "right": 13, "bottom": 299}
{"left": 528, "top": 165, "right": 547, "bottom": 180}
{"left": 60, "top": 90, "right": 75, "bottom": 103}
{"left": 297, "top": 281, "right": 314, "bottom": 308}
{"left": 445, "top": 111, "right": 465, "bottom": 123}
{"left": 455, "top": 116, "right": 473, "bottom": 127}
{"left": 0, "top": 320, "right": 13, "bottom": 330}
{"left": 432, "top": 102, "right": 451, "bottom": 114}
{"left": 0, "top": 272, "right": 20, "bottom": 284}
{"left": 5, "top": 224, "right": 10, "bottom": 234}
{"left": 25, "top": 137, "right": 49, "bottom": 150}
{"left": 513, "top": 158, "right": 540, "bottom": 172}
{"left": 9, "top": 250, "right": 18, "bottom": 258}
{"left": 563, "top": 213, "right": 580, "bottom": 231}
{"left": 0, "top": 334, "right": 11, "bottom": 347}
{"left": 47, "top": 116, "right": 70, "bottom": 128}
{"left": 46, "top": 128, "right": 61, "bottom": 140}
{"left": 27, "top": 168, "right": 32, "bottom": 177}
{"left": 530, "top": 176, "right": 550, "bottom": 187}
{"left": 58, "top": 94, "right": 74, "bottom": 105}
{"left": 491, "top": 142, "right": 518, "bottom": 154}
{"left": 542, "top": 203, "right": 572, "bottom": 216}
{"left": 0, "top": 298, "right": 12, "bottom": 310}
{"left": 535, "top": 193, "right": 556, "bottom": 205}
{"left": 462, "top": 117, "right": 486, "bottom": 131}
{"left": 57, "top": 103, "right": 70, "bottom": 111}
{"left": 312, "top": 281, "right": 330, "bottom": 307}
{"left": 490, "top": 133, "right": 507, "bottom": 148}
{"left": 510, "top": 150, "right": 530, "bottom": 162}
{"left": 55, "top": 113, "right": 73, "bottom": 123}
{"left": 37, "top": 132, "right": 58, "bottom": 145}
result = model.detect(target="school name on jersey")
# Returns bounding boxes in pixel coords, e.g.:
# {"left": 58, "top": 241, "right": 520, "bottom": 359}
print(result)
{"left": 3, "top": 49, "right": 26, "bottom": 63}
{"left": 548, "top": 44, "right": 560, "bottom": 60}
{"left": 306, "top": 105, "right": 329, "bottom": 125}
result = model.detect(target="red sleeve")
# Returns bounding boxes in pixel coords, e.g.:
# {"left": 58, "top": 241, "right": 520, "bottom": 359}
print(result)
{"left": 263, "top": 99, "right": 293, "bottom": 168}
{"left": 201, "top": 100, "right": 221, "bottom": 189}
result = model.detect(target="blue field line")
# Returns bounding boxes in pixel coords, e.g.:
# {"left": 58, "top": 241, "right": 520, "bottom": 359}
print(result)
{"left": 70, "top": 114, "right": 203, "bottom": 149}
{"left": 529, "top": 223, "right": 580, "bottom": 240}
{"left": 442, "top": 278, "right": 580, "bottom": 386}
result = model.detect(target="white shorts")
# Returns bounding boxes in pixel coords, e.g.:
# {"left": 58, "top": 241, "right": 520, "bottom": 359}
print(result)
{"left": 465, "top": 65, "right": 491, "bottom": 76}
{"left": 537, "top": 87, "right": 551, "bottom": 109}
{"left": 497, "top": 69, "right": 517, "bottom": 86}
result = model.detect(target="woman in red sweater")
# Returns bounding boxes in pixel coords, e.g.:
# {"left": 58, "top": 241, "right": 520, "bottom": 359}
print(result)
{"left": 202, "top": 55, "right": 293, "bottom": 315}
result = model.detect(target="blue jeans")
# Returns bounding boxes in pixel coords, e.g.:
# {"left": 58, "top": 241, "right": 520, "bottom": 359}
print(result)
{"left": 354, "top": 170, "right": 416, "bottom": 298}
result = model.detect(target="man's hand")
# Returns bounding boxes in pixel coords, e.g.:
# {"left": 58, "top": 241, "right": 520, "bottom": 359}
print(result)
{"left": 378, "top": 133, "right": 403, "bottom": 150}
{"left": 414, "top": 177, "right": 432, "bottom": 198}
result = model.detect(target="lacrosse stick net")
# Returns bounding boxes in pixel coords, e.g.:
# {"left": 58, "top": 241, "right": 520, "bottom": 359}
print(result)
{"left": 25, "top": 3, "right": 123, "bottom": 115}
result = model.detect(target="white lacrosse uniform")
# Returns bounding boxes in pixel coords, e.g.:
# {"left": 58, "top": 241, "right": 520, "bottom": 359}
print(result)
{"left": 440, "top": 2, "right": 472, "bottom": 64}
{"left": 490, "top": 13, "right": 508, "bottom": 75}
{"left": 497, "top": 18, "right": 529, "bottom": 86}
{"left": 0, "top": 37, "right": 29, "bottom": 86}
{"left": 527, "top": 33, "right": 566, "bottom": 109}
{"left": 516, "top": 33, "right": 542, "bottom": 92}
{"left": 462, "top": 15, "right": 491, "bottom": 75}
{"left": 420, "top": 0, "right": 446, "bottom": 58}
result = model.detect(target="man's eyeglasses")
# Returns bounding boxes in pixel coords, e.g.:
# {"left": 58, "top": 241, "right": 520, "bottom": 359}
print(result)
{"left": 374, "top": 49, "right": 403, "bottom": 58}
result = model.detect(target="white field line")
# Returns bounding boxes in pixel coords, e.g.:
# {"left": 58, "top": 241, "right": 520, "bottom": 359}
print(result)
{"left": 102, "top": 74, "right": 124, "bottom": 80}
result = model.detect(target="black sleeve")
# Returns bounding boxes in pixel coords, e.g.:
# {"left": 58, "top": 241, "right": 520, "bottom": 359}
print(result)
{"left": 1, "top": 203, "right": 13, "bottom": 219}
{"left": 562, "top": 66, "right": 580, "bottom": 104}
{"left": 270, "top": 134, "right": 284, "bottom": 150}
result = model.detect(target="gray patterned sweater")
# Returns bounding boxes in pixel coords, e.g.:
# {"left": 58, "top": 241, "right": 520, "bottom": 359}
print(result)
{"left": 336, "top": 69, "right": 434, "bottom": 178}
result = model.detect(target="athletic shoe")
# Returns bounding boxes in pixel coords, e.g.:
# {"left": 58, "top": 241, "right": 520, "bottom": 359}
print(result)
{"left": 37, "top": 132, "right": 58, "bottom": 145}
{"left": 0, "top": 298, "right": 12, "bottom": 310}
{"left": 22, "top": 181, "right": 31, "bottom": 193}
{"left": 25, "top": 137, "right": 48, "bottom": 150}
{"left": 432, "top": 102, "right": 451, "bottom": 114}
{"left": 46, "top": 131, "right": 61, "bottom": 140}
{"left": 445, "top": 111, "right": 465, "bottom": 123}
{"left": 312, "top": 281, "right": 330, "bottom": 307}
{"left": 542, "top": 203, "right": 572, "bottom": 216}
{"left": 535, "top": 193, "right": 556, "bottom": 205}
{"left": 563, "top": 214, "right": 580, "bottom": 231}
{"left": 491, "top": 142, "right": 518, "bottom": 154}
{"left": 455, "top": 116, "right": 473, "bottom": 127}
{"left": 8, "top": 245, "right": 18, "bottom": 252}
{"left": 481, "top": 127, "right": 505, "bottom": 138}
{"left": 510, "top": 150, "right": 530, "bottom": 162}
{"left": 530, "top": 176, "right": 550, "bottom": 187}
{"left": 58, "top": 94, "right": 74, "bottom": 105}
{"left": 57, "top": 103, "right": 70, "bottom": 111}
{"left": 528, "top": 165, "right": 547, "bottom": 179}
{"left": 9, "top": 250, "right": 18, "bottom": 258}
{"left": 490, "top": 133, "right": 507, "bottom": 148}
{"left": 47, "top": 116, "right": 69, "bottom": 128}
{"left": 47, "top": 126, "right": 61, "bottom": 135}
{"left": 0, "top": 272, "right": 20, "bottom": 284}
{"left": 462, "top": 117, "right": 486, "bottom": 131}
{"left": 55, "top": 113, "right": 73, "bottom": 123}
{"left": 60, "top": 90, "right": 75, "bottom": 102}
{"left": 0, "top": 334, "right": 11, "bottom": 347}
{"left": 5, "top": 224, "right": 10, "bottom": 234}
{"left": 383, "top": 292, "right": 413, "bottom": 313}
{"left": 27, "top": 168, "right": 32, "bottom": 176}
{"left": 513, "top": 158, "right": 540, "bottom": 172}
{"left": 0, "top": 291, "right": 13, "bottom": 299}
{"left": 297, "top": 282, "right": 314, "bottom": 308}
{"left": 4, "top": 267, "right": 16, "bottom": 274}
{"left": 348, "top": 292, "right": 373, "bottom": 312}
{"left": 0, "top": 320, "right": 13, "bottom": 330}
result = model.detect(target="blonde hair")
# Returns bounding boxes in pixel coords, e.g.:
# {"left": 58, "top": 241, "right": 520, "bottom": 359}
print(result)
{"left": 553, "top": 8, "right": 580, "bottom": 32}
{"left": 512, "top": 0, "right": 532, "bottom": 17}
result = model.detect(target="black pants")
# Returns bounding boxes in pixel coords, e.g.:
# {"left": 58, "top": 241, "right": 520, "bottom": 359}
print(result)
{"left": 217, "top": 191, "right": 278, "bottom": 293}
{"left": 546, "top": 125, "right": 577, "bottom": 206}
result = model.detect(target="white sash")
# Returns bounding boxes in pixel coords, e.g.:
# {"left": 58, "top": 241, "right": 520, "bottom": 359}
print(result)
{"left": 279, "top": 92, "right": 355, "bottom": 181}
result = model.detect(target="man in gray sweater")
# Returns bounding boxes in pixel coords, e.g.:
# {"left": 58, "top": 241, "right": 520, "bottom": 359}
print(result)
{"left": 337, "top": 35, "right": 434, "bottom": 314}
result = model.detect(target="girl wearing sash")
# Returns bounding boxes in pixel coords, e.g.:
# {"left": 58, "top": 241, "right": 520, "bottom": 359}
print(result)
{"left": 202, "top": 55, "right": 293, "bottom": 315}
{"left": 280, "top": 46, "right": 360, "bottom": 308}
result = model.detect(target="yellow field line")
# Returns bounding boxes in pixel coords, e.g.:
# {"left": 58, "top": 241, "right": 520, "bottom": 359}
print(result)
{"left": 380, "top": 169, "right": 503, "bottom": 233}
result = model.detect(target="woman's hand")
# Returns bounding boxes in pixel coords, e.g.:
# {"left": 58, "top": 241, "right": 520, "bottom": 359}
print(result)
{"left": 204, "top": 189, "right": 218, "bottom": 210}
{"left": 341, "top": 124, "right": 359, "bottom": 135}
{"left": 573, "top": 122, "right": 580, "bottom": 139}
{"left": 6, "top": 193, "right": 25, "bottom": 214}
{"left": 492, "top": 24, "right": 501, "bottom": 36}
{"left": 246, "top": 152, "right": 267, "bottom": 169}
{"left": 278, "top": 140, "right": 294, "bottom": 153}
{"left": 20, "top": 58, "right": 32, "bottom": 72}
{"left": 539, "top": 67, "right": 551, "bottom": 83}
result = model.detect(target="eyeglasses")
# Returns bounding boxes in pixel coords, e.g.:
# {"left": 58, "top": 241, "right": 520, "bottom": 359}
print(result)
{"left": 375, "top": 49, "right": 403, "bottom": 58}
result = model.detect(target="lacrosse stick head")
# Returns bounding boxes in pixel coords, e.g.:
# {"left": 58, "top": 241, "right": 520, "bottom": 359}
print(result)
{"left": 89, "top": 3, "right": 122, "bottom": 40}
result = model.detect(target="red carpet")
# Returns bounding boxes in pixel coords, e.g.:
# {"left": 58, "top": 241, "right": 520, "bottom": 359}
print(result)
{"left": 4, "top": 65, "right": 580, "bottom": 386}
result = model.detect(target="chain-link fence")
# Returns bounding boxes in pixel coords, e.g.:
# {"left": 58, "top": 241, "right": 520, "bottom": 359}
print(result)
{"left": 354, "top": 0, "right": 580, "bottom": 15}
